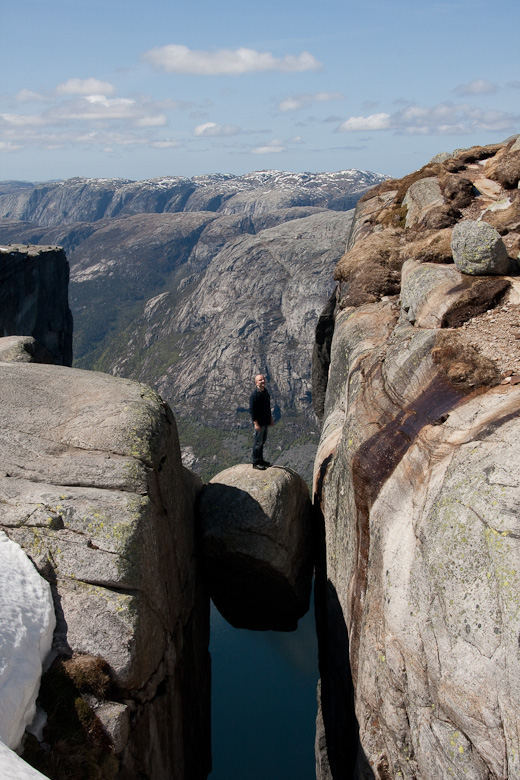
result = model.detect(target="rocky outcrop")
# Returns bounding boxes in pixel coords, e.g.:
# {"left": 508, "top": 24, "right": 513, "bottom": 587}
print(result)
{"left": 0, "top": 335, "right": 55, "bottom": 363}
{"left": 0, "top": 361, "right": 210, "bottom": 780}
{"left": 313, "top": 137, "right": 520, "bottom": 780}
{"left": 400, "top": 259, "right": 510, "bottom": 328}
{"left": 0, "top": 245, "right": 73, "bottom": 365}
{"left": 198, "top": 464, "right": 313, "bottom": 631}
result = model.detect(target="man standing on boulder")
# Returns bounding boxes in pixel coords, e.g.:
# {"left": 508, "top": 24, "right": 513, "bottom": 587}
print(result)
{"left": 249, "top": 374, "right": 274, "bottom": 470}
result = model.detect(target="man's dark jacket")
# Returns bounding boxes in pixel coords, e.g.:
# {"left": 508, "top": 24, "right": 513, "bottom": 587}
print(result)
{"left": 249, "top": 388, "right": 272, "bottom": 426}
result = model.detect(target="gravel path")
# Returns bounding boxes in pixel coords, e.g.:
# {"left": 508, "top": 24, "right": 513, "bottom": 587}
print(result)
{"left": 459, "top": 300, "right": 520, "bottom": 381}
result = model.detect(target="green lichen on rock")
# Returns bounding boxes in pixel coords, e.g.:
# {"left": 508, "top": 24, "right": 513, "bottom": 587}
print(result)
{"left": 451, "top": 220, "right": 510, "bottom": 275}
{"left": 123, "top": 384, "right": 167, "bottom": 466}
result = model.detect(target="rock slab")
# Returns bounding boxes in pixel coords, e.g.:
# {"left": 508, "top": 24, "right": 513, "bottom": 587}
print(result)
{"left": 0, "top": 362, "right": 210, "bottom": 780}
{"left": 198, "top": 464, "right": 313, "bottom": 630}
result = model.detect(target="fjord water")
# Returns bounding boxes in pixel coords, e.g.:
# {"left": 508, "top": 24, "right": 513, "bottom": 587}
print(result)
{"left": 209, "top": 597, "right": 319, "bottom": 779}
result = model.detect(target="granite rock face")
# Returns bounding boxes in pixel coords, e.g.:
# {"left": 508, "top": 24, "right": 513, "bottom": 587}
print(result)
{"left": 403, "top": 177, "right": 444, "bottom": 228}
{"left": 0, "top": 245, "right": 73, "bottom": 365}
{"left": 0, "top": 362, "right": 210, "bottom": 780}
{"left": 198, "top": 464, "right": 313, "bottom": 631}
{"left": 313, "top": 137, "right": 520, "bottom": 780}
{"left": 400, "top": 259, "right": 510, "bottom": 328}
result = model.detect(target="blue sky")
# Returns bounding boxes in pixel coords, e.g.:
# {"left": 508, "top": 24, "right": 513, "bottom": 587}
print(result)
{"left": 1, "top": 0, "right": 519, "bottom": 182}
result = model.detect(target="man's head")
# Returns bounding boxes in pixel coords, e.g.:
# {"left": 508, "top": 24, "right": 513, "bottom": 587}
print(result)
{"left": 254, "top": 374, "right": 266, "bottom": 390}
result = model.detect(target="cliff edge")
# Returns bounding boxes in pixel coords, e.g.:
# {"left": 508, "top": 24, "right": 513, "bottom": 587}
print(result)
{"left": 313, "top": 136, "right": 520, "bottom": 779}
{"left": 0, "top": 358, "right": 210, "bottom": 780}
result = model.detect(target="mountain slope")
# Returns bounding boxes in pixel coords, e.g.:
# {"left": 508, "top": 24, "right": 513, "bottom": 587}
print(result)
{"left": 0, "top": 168, "right": 386, "bottom": 479}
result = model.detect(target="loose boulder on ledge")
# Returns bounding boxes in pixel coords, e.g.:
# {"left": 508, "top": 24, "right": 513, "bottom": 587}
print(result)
{"left": 451, "top": 219, "right": 510, "bottom": 275}
{"left": 198, "top": 464, "right": 314, "bottom": 631}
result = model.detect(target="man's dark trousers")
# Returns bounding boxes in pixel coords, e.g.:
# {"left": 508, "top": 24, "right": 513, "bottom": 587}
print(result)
{"left": 252, "top": 425, "right": 268, "bottom": 465}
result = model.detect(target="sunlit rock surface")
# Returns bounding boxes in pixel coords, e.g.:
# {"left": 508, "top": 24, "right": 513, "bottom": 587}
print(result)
{"left": 313, "top": 137, "right": 520, "bottom": 780}
{"left": 0, "top": 362, "right": 210, "bottom": 780}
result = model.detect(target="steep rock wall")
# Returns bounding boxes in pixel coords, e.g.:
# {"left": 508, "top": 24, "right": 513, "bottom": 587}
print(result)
{"left": 0, "top": 360, "right": 210, "bottom": 780}
{"left": 313, "top": 138, "right": 520, "bottom": 779}
{"left": 0, "top": 245, "right": 73, "bottom": 365}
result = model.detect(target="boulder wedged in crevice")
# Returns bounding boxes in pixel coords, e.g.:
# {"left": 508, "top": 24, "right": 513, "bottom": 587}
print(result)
{"left": 198, "top": 464, "right": 313, "bottom": 631}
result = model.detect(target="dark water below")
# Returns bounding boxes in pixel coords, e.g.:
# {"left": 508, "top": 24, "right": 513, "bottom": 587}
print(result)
{"left": 209, "top": 597, "right": 319, "bottom": 780}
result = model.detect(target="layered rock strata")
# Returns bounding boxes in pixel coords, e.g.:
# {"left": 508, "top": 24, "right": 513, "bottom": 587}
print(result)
{"left": 0, "top": 245, "right": 73, "bottom": 365}
{"left": 313, "top": 137, "right": 520, "bottom": 780}
{"left": 0, "top": 359, "right": 210, "bottom": 780}
{"left": 198, "top": 464, "right": 313, "bottom": 631}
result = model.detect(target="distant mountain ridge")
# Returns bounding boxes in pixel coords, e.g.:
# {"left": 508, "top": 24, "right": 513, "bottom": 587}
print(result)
{"left": 0, "top": 169, "right": 387, "bottom": 227}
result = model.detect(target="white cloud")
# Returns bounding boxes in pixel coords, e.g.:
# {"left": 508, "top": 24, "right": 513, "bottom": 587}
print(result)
{"left": 0, "top": 104, "right": 181, "bottom": 153}
{"left": 338, "top": 102, "right": 519, "bottom": 135}
{"left": 56, "top": 94, "right": 137, "bottom": 120}
{"left": 0, "top": 69, "right": 197, "bottom": 158}
{"left": 74, "top": 131, "right": 148, "bottom": 147}
{"left": 0, "top": 113, "right": 46, "bottom": 128}
{"left": 339, "top": 113, "right": 391, "bottom": 131}
{"left": 142, "top": 44, "right": 321, "bottom": 75}
{"left": 15, "top": 89, "right": 47, "bottom": 103}
{"left": 0, "top": 140, "right": 22, "bottom": 151}
{"left": 277, "top": 92, "right": 344, "bottom": 112}
{"left": 135, "top": 115, "right": 168, "bottom": 127}
{"left": 252, "top": 139, "right": 286, "bottom": 154}
{"left": 0, "top": 90, "right": 173, "bottom": 154}
{"left": 56, "top": 78, "right": 116, "bottom": 96}
{"left": 151, "top": 140, "right": 180, "bottom": 148}
{"left": 453, "top": 79, "right": 498, "bottom": 96}
{"left": 47, "top": 95, "right": 169, "bottom": 128}
{"left": 193, "top": 121, "right": 241, "bottom": 137}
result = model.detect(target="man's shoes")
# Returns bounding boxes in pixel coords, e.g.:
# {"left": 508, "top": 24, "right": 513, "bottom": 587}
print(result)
{"left": 253, "top": 463, "right": 266, "bottom": 470}
{"left": 261, "top": 460, "right": 271, "bottom": 467}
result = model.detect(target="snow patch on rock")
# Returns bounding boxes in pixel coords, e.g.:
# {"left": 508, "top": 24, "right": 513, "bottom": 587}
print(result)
{"left": 0, "top": 531, "right": 55, "bottom": 750}
{"left": 0, "top": 740, "right": 49, "bottom": 780}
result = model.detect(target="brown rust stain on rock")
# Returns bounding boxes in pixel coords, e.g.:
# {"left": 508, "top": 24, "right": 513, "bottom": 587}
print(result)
{"left": 347, "top": 370, "right": 468, "bottom": 684}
